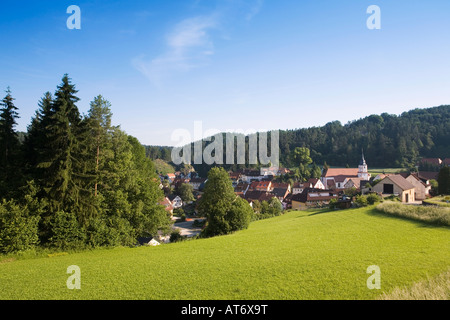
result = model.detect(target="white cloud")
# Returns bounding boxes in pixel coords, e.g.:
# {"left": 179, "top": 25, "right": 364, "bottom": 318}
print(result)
{"left": 132, "top": 15, "right": 217, "bottom": 87}
{"left": 132, "top": 1, "right": 264, "bottom": 87}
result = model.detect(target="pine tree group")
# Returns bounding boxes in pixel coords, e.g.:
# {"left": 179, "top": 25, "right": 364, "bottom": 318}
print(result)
{"left": 0, "top": 75, "right": 172, "bottom": 252}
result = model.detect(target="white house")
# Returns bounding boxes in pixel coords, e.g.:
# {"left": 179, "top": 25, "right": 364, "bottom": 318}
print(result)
{"left": 168, "top": 195, "right": 183, "bottom": 209}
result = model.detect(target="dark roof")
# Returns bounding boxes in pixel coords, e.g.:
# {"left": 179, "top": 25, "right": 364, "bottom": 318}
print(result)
{"left": 244, "top": 190, "right": 275, "bottom": 202}
{"left": 291, "top": 188, "right": 337, "bottom": 203}
{"left": 418, "top": 171, "right": 439, "bottom": 181}
{"left": 420, "top": 158, "right": 442, "bottom": 166}
{"left": 168, "top": 194, "right": 181, "bottom": 201}
{"left": 272, "top": 188, "right": 289, "bottom": 199}
{"left": 137, "top": 237, "right": 153, "bottom": 245}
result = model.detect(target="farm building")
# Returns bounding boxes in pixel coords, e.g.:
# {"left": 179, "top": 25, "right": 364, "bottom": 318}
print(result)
{"left": 372, "top": 175, "right": 415, "bottom": 203}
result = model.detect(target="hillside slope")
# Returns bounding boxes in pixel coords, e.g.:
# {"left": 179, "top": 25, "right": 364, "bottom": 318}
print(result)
{"left": 0, "top": 206, "right": 449, "bottom": 300}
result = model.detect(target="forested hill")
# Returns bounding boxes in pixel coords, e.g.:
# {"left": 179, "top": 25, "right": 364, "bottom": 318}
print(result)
{"left": 146, "top": 105, "right": 450, "bottom": 172}
{"left": 279, "top": 105, "right": 450, "bottom": 168}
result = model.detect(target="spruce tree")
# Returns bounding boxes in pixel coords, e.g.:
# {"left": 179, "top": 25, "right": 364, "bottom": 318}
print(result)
{"left": 23, "top": 92, "right": 53, "bottom": 178}
{"left": 0, "top": 87, "right": 21, "bottom": 197}
{"left": 86, "top": 95, "right": 113, "bottom": 197}
{"left": 36, "top": 75, "right": 94, "bottom": 237}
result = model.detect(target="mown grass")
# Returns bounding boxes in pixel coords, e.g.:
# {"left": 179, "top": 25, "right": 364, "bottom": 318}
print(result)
{"left": 0, "top": 206, "right": 449, "bottom": 300}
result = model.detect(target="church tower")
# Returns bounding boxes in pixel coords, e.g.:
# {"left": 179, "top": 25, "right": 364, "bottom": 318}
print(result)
{"left": 358, "top": 150, "right": 370, "bottom": 180}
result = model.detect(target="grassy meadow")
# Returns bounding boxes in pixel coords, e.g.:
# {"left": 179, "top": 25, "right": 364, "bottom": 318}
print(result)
{"left": 0, "top": 206, "right": 449, "bottom": 300}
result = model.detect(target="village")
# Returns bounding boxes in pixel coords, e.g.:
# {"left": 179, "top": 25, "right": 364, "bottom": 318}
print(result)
{"left": 156, "top": 154, "right": 450, "bottom": 240}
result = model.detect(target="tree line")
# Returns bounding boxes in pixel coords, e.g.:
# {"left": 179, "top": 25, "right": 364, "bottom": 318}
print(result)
{"left": 145, "top": 105, "right": 450, "bottom": 176}
{"left": 0, "top": 75, "right": 172, "bottom": 254}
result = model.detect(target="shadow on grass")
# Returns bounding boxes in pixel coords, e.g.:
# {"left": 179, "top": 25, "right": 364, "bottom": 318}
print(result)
{"left": 365, "top": 207, "right": 450, "bottom": 230}
{"left": 293, "top": 208, "right": 333, "bottom": 218}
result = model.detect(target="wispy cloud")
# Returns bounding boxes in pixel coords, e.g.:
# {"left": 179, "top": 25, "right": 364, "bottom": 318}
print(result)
{"left": 132, "top": 15, "right": 217, "bottom": 87}
{"left": 246, "top": 0, "right": 264, "bottom": 21}
{"left": 133, "top": 0, "right": 264, "bottom": 87}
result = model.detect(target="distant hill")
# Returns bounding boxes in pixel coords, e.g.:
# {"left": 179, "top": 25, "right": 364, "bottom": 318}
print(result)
{"left": 145, "top": 105, "right": 450, "bottom": 175}
{"left": 153, "top": 159, "right": 175, "bottom": 175}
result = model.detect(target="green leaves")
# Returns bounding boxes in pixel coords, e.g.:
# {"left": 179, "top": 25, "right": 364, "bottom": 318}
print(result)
{"left": 199, "top": 167, "right": 253, "bottom": 237}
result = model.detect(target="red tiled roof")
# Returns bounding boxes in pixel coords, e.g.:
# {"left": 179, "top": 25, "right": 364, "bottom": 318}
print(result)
{"left": 322, "top": 168, "right": 359, "bottom": 178}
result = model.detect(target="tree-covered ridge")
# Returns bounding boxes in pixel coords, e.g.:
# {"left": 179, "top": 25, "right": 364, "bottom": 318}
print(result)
{"left": 146, "top": 105, "right": 450, "bottom": 174}
{"left": 0, "top": 75, "right": 172, "bottom": 253}
{"left": 279, "top": 106, "right": 450, "bottom": 168}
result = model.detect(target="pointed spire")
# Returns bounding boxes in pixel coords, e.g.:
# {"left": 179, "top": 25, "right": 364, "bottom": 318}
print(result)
{"left": 360, "top": 149, "right": 366, "bottom": 166}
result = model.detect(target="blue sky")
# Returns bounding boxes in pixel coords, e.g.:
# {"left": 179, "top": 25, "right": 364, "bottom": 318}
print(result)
{"left": 1, "top": 0, "right": 450, "bottom": 146}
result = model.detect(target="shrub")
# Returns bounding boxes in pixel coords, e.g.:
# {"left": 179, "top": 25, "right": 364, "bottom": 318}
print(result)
{"left": 366, "top": 193, "right": 381, "bottom": 205}
{"left": 48, "top": 211, "right": 86, "bottom": 250}
{"left": 0, "top": 200, "right": 40, "bottom": 254}
{"left": 329, "top": 198, "right": 338, "bottom": 210}
{"left": 355, "top": 195, "right": 368, "bottom": 207}
{"left": 226, "top": 197, "right": 253, "bottom": 232}
{"left": 173, "top": 208, "right": 184, "bottom": 216}
{"left": 169, "top": 229, "right": 184, "bottom": 243}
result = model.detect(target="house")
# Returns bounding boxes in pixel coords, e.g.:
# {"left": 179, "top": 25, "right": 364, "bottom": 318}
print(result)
{"left": 244, "top": 190, "right": 276, "bottom": 203}
{"left": 291, "top": 188, "right": 338, "bottom": 210}
{"left": 322, "top": 168, "right": 359, "bottom": 189}
{"left": 229, "top": 172, "right": 242, "bottom": 186}
{"left": 272, "top": 187, "right": 290, "bottom": 201}
{"left": 372, "top": 175, "right": 416, "bottom": 203}
{"left": 321, "top": 152, "right": 371, "bottom": 189}
{"left": 417, "top": 171, "right": 439, "bottom": 181}
{"left": 420, "top": 158, "right": 442, "bottom": 166}
{"left": 189, "top": 177, "right": 207, "bottom": 190}
{"left": 159, "top": 197, "right": 174, "bottom": 214}
{"left": 373, "top": 173, "right": 394, "bottom": 181}
{"left": 282, "top": 193, "right": 294, "bottom": 209}
{"left": 241, "top": 169, "right": 265, "bottom": 183}
{"left": 234, "top": 182, "right": 250, "bottom": 195}
{"left": 405, "top": 174, "right": 431, "bottom": 200}
{"left": 137, "top": 237, "right": 160, "bottom": 246}
{"left": 168, "top": 195, "right": 183, "bottom": 209}
{"left": 166, "top": 173, "right": 176, "bottom": 182}
{"left": 344, "top": 177, "right": 369, "bottom": 190}
{"left": 248, "top": 181, "right": 273, "bottom": 192}
{"left": 292, "top": 182, "right": 312, "bottom": 194}
{"left": 271, "top": 182, "right": 291, "bottom": 193}
{"left": 308, "top": 178, "right": 325, "bottom": 190}
{"left": 171, "top": 177, "right": 190, "bottom": 189}
{"left": 260, "top": 167, "right": 279, "bottom": 177}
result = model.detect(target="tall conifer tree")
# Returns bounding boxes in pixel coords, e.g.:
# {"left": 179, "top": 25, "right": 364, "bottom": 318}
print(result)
{"left": 0, "top": 87, "right": 20, "bottom": 197}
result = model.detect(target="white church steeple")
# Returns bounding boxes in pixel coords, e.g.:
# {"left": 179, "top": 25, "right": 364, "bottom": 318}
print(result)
{"left": 358, "top": 149, "right": 370, "bottom": 180}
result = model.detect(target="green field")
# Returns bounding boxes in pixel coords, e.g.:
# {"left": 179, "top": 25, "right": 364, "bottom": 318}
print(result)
{"left": 0, "top": 206, "right": 449, "bottom": 300}
{"left": 368, "top": 168, "right": 408, "bottom": 176}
